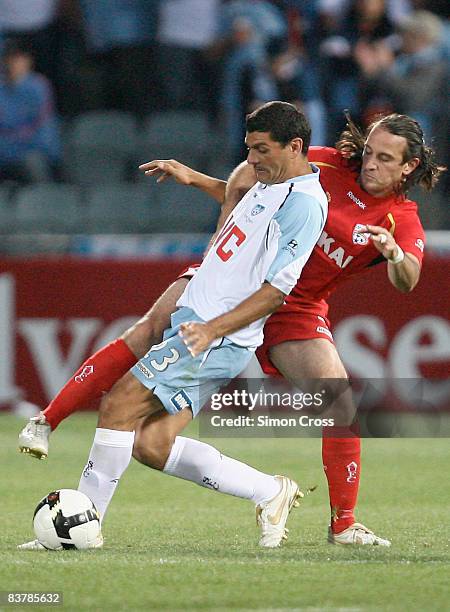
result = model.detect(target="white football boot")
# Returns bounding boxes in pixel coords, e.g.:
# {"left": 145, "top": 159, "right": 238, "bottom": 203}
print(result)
{"left": 328, "top": 522, "right": 391, "bottom": 547}
{"left": 18, "top": 413, "right": 51, "bottom": 459}
{"left": 256, "top": 475, "right": 303, "bottom": 548}
{"left": 17, "top": 534, "right": 104, "bottom": 550}
{"left": 17, "top": 539, "right": 47, "bottom": 550}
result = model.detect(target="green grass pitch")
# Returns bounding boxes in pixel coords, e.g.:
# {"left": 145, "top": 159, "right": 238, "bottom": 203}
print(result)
{"left": 1, "top": 413, "right": 449, "bottom": 611}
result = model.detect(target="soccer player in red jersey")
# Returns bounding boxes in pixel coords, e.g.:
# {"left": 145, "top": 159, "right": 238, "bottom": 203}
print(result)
{"left": 255, "top": 114, "right": 439, "bottom": 545}
{"left": 19, "top": 113, "right": 444, "bottom": 546}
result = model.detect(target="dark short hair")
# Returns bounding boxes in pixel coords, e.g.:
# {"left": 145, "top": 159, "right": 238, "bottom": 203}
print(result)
{"left": 336, "top": 112, "right": 445, "bottom": 192}
{"left": 246, "top": 101, "right": 311, "bottom": 154}
{"left": 2, "top": 39, "right": 33, "bottom": 59}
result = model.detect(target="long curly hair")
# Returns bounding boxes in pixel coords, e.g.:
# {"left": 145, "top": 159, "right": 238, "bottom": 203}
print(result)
{"left": 336, "top": 113, "right": 446, "bottom": 194}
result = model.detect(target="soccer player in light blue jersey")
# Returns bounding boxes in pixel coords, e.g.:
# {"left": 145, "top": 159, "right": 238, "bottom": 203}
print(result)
{"left": 20, "top": 102, "right": 328, "bottom": 550}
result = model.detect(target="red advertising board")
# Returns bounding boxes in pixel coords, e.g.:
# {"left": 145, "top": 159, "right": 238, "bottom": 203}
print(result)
{"left": 0, "top": 256, "right": 448, "bottom": 410}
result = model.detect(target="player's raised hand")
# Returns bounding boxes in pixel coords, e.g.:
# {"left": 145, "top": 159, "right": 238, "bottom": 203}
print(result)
{"left": 363, "top": 224, "right": 400, "bottom": 262}
{"left": 138, "top": 159, "right": 193, "bottom": 185}
{"left": 179, "top": 321, "right": 216, "bottom": 357}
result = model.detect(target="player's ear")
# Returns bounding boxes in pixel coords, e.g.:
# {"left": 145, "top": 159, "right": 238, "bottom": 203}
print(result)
{"left": 290, "top": 137, "right": 304, "bottom": 156}
{"left": 402, "top": 157, "right": 420, "bottom": 177}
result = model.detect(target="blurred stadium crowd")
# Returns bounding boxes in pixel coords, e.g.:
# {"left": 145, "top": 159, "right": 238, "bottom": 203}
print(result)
{"left": 0, "top": 0, "right": 448, "bottom": 239}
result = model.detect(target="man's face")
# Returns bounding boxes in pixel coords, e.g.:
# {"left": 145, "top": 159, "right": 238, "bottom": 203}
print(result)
{"left": 4, "top": 52, "right": 32, "bottom": 81}
{"left": 360, "top": 127, "right": 418, "bottom": 197}
{"left": 245, "top": 131, "right": 295, "bottom": 184}
{"left": 357, "top": 0, "right": 385, "bottom": 20}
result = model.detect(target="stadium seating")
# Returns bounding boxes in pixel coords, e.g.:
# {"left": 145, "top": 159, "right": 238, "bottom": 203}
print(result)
{"left": 138, "top": 111, "right": 211, "bottom": 172}
{"left": 206, "top": 158, "right": 234, "bottom": 181}
{"left": 85, "top": 182, "right": 219, "bottom": 234}
{"left": 14, "top": 184, "right": 83, "bottom": 233}
{"left": 152, "top": 181, "right": 220, "bottom": 233}
{"left": 3, "top": 109, "right": 222, "bottom": 236}
{"left": 64, "top": 111, "right": 138, "bottom": 186}
{"left": 0, "top": 185, "right": 15, "bottom": 233}
{"left": 6, "top": 180, "right": 219, "bottom": 236}
{"left": 85, "top": 184, "right": 156, "bottom": 233}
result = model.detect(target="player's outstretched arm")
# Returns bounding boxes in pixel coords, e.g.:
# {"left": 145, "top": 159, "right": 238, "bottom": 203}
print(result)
{"left": 179, "top": 283, "right": 285, "bottom": 357}
{"left": 364, "top": 224, "right": 421, "bottom": 292}
{"left": 139, "top": 159, "right": 227, "bottom": 203}
{"left": 387, "top": 252, "right": 421, "bottom": 292}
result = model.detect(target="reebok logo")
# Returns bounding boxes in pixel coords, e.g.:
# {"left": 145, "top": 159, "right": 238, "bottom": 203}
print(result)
{"left": 135, "top": 362, "right": 154, "bottom": 379}
{"left": 347, "top": 191, "right": 366, "bottom": 209}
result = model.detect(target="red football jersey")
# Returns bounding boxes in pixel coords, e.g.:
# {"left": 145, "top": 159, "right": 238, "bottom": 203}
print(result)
{"left": 282, "top": 146, "right": 425, "bottom": 317}
{"left": 179, "top": 146, "right": 425, "bottom": 321}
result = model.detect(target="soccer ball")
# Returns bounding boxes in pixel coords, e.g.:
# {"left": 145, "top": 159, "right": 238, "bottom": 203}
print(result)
{"left": 33, "top": 489, "right": 100, "bottom": 550}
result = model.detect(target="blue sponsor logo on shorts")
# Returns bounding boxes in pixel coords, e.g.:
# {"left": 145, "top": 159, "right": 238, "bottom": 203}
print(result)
{"left": 170, "top": 389, "right": 193, "bottom": 412}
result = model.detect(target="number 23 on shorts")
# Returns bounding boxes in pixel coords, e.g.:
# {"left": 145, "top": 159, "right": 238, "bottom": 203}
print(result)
{"left": 144, "top": 340, "right": 180, "bottom": 377}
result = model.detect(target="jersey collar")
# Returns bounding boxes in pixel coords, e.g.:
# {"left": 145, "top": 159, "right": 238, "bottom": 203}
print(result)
{"left": 285, "top": 164, "right": 320, "bottom": 183}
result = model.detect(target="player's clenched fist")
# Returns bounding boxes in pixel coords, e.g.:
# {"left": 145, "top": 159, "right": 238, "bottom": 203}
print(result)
{"left": 364, "top": 224, "right": 402, "bottom": 263}
{"left": 179, "top": 321, "right": 216, "bottom": 357}
{"left": 139, "top": 159, "right": 193, "bottom": 185}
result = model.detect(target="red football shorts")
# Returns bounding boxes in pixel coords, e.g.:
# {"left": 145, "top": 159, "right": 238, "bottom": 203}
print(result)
{"left": 176, "top": 264, "right": 334, "bottom": 378}
{"left": 257, "top": 307, "right": 335, "bottom": 377}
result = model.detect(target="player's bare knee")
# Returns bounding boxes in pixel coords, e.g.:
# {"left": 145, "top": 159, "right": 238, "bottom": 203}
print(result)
{"left": 133, "top": 431, "right": 174, "bottom": 471}
{"left": 98, "top": 373, "right": 149, "bottom": 430}
{"left": 98, "top": 391, "right": 131, "bottom": 430}
{"left": 132, "top": 442, "right": 169, "bottom": 471}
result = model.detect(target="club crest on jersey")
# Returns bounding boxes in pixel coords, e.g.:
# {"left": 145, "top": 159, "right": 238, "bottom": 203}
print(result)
{"left": 352, "top": 224, "right": 370, "bottom": 246}
{"left": 415, "top": 238, "right": 424, "bottom": 252}
{"left": 251, "top": 204, "right": 265, "bottom": 216}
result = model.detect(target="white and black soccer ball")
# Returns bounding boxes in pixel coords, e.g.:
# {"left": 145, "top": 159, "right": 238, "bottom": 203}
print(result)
{"left": 33, "top": 489, "right": 100, "bottom": 550}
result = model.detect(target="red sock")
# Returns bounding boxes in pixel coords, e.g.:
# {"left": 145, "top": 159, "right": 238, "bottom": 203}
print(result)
{"left": 322, "top": 424, "right": 361, "bottom": 534}
{"left": 43, "top": 339, "right": 137, "bottom": 430}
